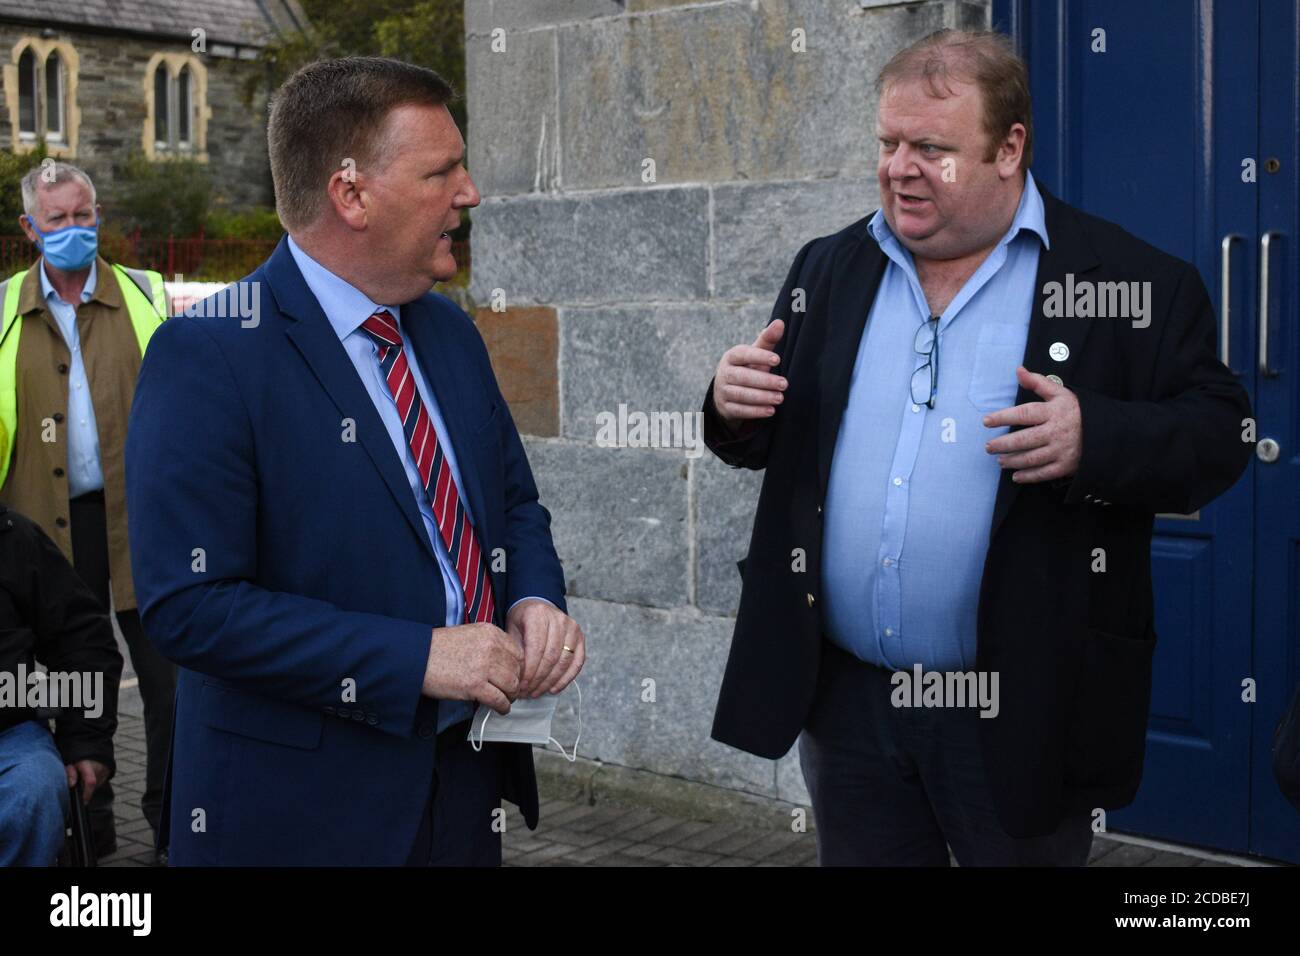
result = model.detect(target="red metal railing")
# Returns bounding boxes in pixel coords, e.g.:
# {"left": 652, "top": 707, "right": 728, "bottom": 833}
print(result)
{"left": 0, "top": 233, "right": 471, "bottom": 283}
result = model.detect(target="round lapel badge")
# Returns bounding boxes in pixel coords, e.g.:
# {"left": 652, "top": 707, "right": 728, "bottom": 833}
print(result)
{"left": 1049, "top": 341, "right": 1070, "bottom": 362}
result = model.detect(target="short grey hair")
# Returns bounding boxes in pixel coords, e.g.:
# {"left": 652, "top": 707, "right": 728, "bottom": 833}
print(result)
{"left": 20, "top": 162, "right": 97, "bottom": 218}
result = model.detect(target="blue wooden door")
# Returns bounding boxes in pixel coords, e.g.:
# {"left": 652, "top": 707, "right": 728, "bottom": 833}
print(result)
{"left": 997, "top": 0, "right": 1298, "bottom": 862}
{"left": 1249, "top": 0, "right": 1300, "bottom": 864}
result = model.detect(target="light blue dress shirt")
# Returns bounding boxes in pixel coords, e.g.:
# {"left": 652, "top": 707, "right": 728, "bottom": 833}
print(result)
{"left": 287, "top": 237, "right": 544, "bottom": 731}
{"left": 39, "top": 259, "right": 104, "bottom": 497}
{"left": 821, "top": 171, "right": 1049, "bottom": 672}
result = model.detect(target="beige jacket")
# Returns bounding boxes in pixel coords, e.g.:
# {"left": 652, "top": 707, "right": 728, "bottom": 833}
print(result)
{"left": 1, "top": 255, "right": 152, "bottom": 611}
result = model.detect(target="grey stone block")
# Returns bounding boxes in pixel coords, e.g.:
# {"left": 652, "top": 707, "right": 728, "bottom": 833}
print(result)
{"left": 694, "top": 453, "right": 763, "bottom": 617}
{"left": 553, "top": 597, "right": 777, "bottom": 794}
{"left": 556, "top": 0, "right": 949, "bottom": 189}
{"left": 469, "top": 188, "right": 710, "bottom": 305}
{"left": 626, "top": 0, "right": 701, "bottom": 11}
{"left": 466, "top": 28, "right": 559, "bottom": 195}
{"left": 713, "top": 178, "right": 879, "bottom": 301}
{"left": 524, "top": 438, "right": 690, "bottom": 607}
{"left": 560, "top": 303, "right": 766, "bottom": 442}
{"left": 466, "top": 0, "right": 624, "bottom": 35}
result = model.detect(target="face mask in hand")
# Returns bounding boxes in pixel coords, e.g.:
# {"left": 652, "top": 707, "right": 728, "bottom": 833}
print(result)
{"left": 469, "top": 679, "right": 582, "bottom": 762}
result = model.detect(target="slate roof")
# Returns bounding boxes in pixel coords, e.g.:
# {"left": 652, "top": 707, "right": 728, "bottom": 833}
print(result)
{"left": 1, "top": 0, "right": 308, "bottom": 47}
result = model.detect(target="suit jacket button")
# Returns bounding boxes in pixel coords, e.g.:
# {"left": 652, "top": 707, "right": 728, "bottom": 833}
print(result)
{"left": 417, "top": 721, "right": 434, "bottom": 739}
{"left": 806, "top": 593, "right": 815, "bottom": 607}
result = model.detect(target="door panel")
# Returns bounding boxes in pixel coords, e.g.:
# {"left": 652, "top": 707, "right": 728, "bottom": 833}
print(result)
{"left": 1250, "top": 0, "right": 1299, "bottom": 862}
{"left": 997, "top": 0, "right": 1282, "bottom": 859}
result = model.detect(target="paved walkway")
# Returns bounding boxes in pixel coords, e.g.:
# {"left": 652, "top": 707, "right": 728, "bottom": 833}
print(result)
{"left": 98, "top": 685, "right": 1256, "bottom": 867}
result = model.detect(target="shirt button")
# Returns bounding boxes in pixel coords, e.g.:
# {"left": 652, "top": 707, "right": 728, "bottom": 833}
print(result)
{"left": 882, "top": 558, "right": 892, "bottom": 567}
{"left": 53, "top": 467, "right": 64, "bottom": 477}
{"left": 911, "top": 404, "right": 920, "bottom": 413}
{"left": 893, "top": 477, "right": 903, "bottom": 486}
{"left": 55, "top": 517, "right": 68, "bottom": 528}
{"left": 884, "top": 627, "right": 894, "bottom": 637}
{"left": 57, "top": 363, "right": 68, "bottom": 374}
{"left": 53, "top": 413, "right": 64, "bottom": 423}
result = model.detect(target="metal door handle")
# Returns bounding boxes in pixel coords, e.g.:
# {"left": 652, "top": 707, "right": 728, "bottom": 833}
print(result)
{"left": 1220, "top": 234, "right": 1241, "bottom": 373}
{"left": 1259, "top": 231, "right": 1282, "bottom": 377}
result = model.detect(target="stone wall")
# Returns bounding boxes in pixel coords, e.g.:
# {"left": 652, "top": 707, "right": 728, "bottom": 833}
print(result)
{"left": 465, "top": 0, "right": 989, "bottom": 811}
{"left": 0, "top": 23, "right": 272, "bottom": 214}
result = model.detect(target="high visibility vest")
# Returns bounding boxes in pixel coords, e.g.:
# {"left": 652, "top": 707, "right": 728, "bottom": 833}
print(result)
{"left": 0, "top": 263, "right": 166, "bottom": 490}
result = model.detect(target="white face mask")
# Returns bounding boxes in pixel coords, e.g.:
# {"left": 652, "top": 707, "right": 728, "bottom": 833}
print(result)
{"left": 468, "top": 679, "right": 582, "bottom": 762}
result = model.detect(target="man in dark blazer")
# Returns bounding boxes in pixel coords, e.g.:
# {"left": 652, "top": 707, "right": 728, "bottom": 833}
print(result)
{"left": 703, "top": 30, "right": 1252, "bottom": 865}
{"left": 125, "top": 57, "right": 585, "bottom": 865}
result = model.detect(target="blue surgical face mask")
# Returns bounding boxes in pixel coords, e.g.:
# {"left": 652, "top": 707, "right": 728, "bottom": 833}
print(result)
{"left": 26, "top": 215, "right": 99, "bottom": 271}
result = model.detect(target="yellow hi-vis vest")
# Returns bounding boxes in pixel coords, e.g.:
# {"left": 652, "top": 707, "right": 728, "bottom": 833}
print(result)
{"left": 0, "top": 263, "right": 166, "bottom": 490}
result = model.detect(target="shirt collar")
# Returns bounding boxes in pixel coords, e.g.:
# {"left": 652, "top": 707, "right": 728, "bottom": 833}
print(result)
{"left": 39, "top": 257, "right": 98, "bottom": 306}
{"left": 286, "top": 234, "right": 401, "bottom": 342}
{"left": 867, "top": 168, "right": 1050, "bottom": 254}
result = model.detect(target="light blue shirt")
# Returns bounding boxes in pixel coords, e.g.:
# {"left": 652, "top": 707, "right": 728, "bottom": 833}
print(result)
{"left": 287, "top": 236, "right": 543, "bottom": 731}
{"left": 821, "top": 171, "right": 1049, "bottom": 672}
{"left": 39, "top": 259, "right": 104, "bottom": 497}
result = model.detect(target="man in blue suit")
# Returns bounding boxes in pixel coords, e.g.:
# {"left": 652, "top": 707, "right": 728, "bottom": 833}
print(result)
{"left": 125, "top": 57, "right": 585, "bottom": 865}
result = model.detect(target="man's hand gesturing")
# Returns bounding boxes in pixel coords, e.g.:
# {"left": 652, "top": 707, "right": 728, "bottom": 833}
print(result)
{"left": 983, "top": 366, "right": 1083, "bottom": 483}
{"left": 712, "top": 319, "right": 788, "bottom": 433}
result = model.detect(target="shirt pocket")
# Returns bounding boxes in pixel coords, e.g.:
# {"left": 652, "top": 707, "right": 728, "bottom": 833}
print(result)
{"left": 967, "top": 323, "right": 1027, "bottom": 414}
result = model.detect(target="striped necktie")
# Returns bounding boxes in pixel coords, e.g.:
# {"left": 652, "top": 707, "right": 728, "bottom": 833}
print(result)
{"left": 359, "top": 309, "right": 496, "bottom": 625}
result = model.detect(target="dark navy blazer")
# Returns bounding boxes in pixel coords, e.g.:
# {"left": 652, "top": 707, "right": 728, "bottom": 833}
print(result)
{"left": 125, "top": 237, "right": 565, "bottom": 865}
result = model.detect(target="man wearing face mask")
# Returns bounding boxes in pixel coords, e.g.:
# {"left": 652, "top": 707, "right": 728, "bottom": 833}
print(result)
{"left": 0, "top": 162, "right": 174, "bottom": 862}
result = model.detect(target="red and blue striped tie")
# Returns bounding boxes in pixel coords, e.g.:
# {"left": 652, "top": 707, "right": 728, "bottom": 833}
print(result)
{"left": 360, "top": 310, "right": 496, "bottom": 625}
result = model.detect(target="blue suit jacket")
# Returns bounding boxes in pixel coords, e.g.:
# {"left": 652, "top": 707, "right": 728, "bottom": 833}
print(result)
{"left": 125, "top": 238, "right": 566, "bottom": 865}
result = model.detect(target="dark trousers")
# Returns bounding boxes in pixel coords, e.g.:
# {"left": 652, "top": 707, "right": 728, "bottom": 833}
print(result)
{"left": 404, "top": 720, "right": 505, "bottom": 866}
{"left": 69, "top": 490, "right": 176, "bottom": 845}
{"left": 799, "top": 639, "right": 1094, "bottom": 866}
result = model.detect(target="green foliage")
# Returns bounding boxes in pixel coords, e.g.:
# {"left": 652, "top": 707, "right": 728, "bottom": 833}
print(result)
{"left": 205, "top": 206, "right": 285, "bottom": 241}
{"left": 115, "top": 152, "right": 212, "bottom": 237}
{"left": 247, "top": 0, "right": 467, "bottom": 131}
{"left": 0, "top": 144, "right": 50, "bottom": 227}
